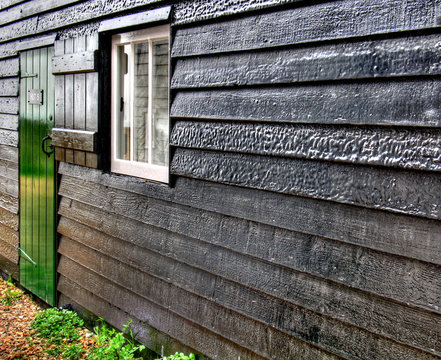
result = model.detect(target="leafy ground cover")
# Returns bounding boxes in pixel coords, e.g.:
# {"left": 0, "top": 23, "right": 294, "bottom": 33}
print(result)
{"left": 0, "top": 276, "right": 196, "bottom": 360}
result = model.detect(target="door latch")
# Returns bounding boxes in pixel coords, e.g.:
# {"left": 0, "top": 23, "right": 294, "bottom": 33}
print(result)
{"left": 41, "top": 134, "right": 54, "bottom": 157}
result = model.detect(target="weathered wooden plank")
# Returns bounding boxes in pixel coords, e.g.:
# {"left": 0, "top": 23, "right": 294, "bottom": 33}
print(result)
{"left": 64, "top": 39, "right": 74, "bottom": 163}
{"left": 0, "top": 78, "right": 18, "bottom": 96}
{"left": 0, "top": 129, "right": 18, "bottom": 146}
{"left": 52, "top": 51, "right": 97, "bottom": 74}
{"left": 57, "top": 181, "right": 441, "bottom": 316}
{"left": 51, "top": 128, "right": 96, "bottom": 152}
{"left": 172, "top": 34, "right": 441, "bottom": 88}
{"left": 172, "top": 0, "right": 441, "bottom": 57}
{"left": 0, "top": 174, "right": 18, "bottom": 198}
{"left": 0, "top": 192, "right": 17, "bottom": 214}
{"left": 57, "top": 275, "right": 249, "bottom": 360}
{"left": 0, "top": 114, "right": 18, "bottom": 131}
{"left": 59, "top": 163, "right": 441, "bottom": 266}
{"left": 0, "top": 237, "right": 17, "bottom": 264}
{"left": 58, "top": 235, "right": 440, "bottom": 359}
{"left": 54, "top": 40, "right": 66, "bottom": 161}
{"left": 0, "top": 0, "right": 162, "bottom": 43}
{"left": 0, "top": 0, "right": 82, "bottom": 27}
{"left": 58, "top": 256, "right": 271, "bottom": 360}
{"left": 57, "top": 208, "right": 441, "bottom": 356}
{"left": 0, "top": 144, "right": 17, "bottom": 162}
{"left": 171, "top": 148, "right": 441, "bottom": 220}
{"left": 0, "top": 222, "right": 18, "bottom": 247}
{"left": 0, "top": 159, "right": 18, "bottom": 181}
{"left": 98, "top": 6, "right": 171, "bottom": 32}
{"left": 170, "top": 80, "right": 441, "bottom": 127}
{"left": 0, "top": 252, "right": 19, "bottom": 280}
{"left": 57, "top": 178, "right": 441, "bottom": 314}
{"left": 0, "top": 58, "right": 19, "bottom": 77}
{"left": 0, "top": 0, "right": 26, "bottom": 11}
{"left": 0, "top": 97, "right": 19, "bottom": 115}
{"left": 16, "top": 34, "right": 56, "bottom": 51}
{"left": 171, "top": 121, "right": 441, "bottom": 172}
{"left": 0, "top": 206, "right": 18, "bottom": 231}
{"left": 173, "top": 0, "right": 299, "bottom": 25}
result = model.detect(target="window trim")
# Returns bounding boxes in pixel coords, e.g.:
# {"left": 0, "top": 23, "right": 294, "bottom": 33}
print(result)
{"left": 110, "top": 24, "right": 169, "bottom": 183}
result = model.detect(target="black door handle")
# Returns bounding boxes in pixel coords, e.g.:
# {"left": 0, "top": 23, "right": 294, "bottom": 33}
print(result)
{"left": 41, "top": 134, "right": 54, "bottom": 157}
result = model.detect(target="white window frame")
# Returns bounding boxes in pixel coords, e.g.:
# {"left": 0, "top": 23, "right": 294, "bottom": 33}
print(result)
{"left": 111, "top": 24, "right": 169, "bottom": 183}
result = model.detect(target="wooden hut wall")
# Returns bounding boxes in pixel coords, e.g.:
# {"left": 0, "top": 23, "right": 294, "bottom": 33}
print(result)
{"left": 0, "top": 0, "right": 440, "bottom": 359}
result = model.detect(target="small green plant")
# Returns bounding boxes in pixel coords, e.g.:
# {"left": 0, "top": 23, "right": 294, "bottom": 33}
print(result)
{"left": 1, "top": 286, "right": 22, "bottom": 305}
{"left": 89, "top": 318, "right": 145, "bottom": 360}
{"left": 30, "top": 307, "right": 85, "bottom": 358}
{"left": 156, "top": 353, "right": 196, "bottom": 360}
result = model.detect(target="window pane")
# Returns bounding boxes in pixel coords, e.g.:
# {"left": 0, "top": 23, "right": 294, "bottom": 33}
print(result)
{"left": 151, "top": 39, "right": 169, "bottom": 166}
{"left": 133, "top": 42, "right": 149, "bottom": 162}
{"left": 116, "top": 45, "right": 130, "bottom": 160}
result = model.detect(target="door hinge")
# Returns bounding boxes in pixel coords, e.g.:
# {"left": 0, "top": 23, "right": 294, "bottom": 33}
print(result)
{"left": 18, "top": 248, "right": 37, "bottom": 267}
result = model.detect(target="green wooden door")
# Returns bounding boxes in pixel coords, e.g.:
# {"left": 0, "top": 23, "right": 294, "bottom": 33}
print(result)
{"left": 19, "top": 47, "right": 56, "bottom": 305}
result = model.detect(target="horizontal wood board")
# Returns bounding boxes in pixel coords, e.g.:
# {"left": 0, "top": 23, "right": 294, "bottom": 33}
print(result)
{"left": 57, "top": 199, "right": 441, "bottom": 356}
{"left": 170, "top": 121, "right": 441, "bottom": 172}
{"left": 172, "top": 34, "right": 441, "bottom": 88}
{"left": 57, "top": 174, "right": 441, "bottom": 315}
{"left": 172, "top": 0, "right": 441, "bottom": 57}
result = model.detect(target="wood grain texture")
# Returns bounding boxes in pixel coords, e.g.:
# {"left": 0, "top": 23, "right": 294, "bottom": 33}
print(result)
{"left": 57, "top": 204, "right": 441, "bottom": 356}
{"left": 0, "top": 206, "right": 18, "bottom": 231}
{"left": 0, "top": 230, "right": 18, "bottom": 264}
{"left": 172, "top": 0, "right": 441, "bottom": 57}
{"left": 0, "top": 252, "right": 19, "bottom": 279}
{"left": 0, "top": 114, "right": 18, "bottom": 130}
{"left": 0, "top": 58, "right": 19, "bottom": 77}
{"left": 57, "top": 273, "right": 269, "bottom": 360}
{"left": 172, "top": 35, "right": 441, "bottom": 87}
{"left": 98, "top": 6, "right": 171, "bottom": 32}
{"left": 16, "top": 34, "right": 56, "bottom": 51}
{"left": 57, "top": 278, "right": 201, "bottom": 359}
{"left": 0, "top": 144, "right": 17, "bottom": 162}
{"left": 0, "top": 175, "right": 18, "bottom": 198}
{"left": 0, "top": 192, "right": 18, "bottom": 214}
{"left": 0, "top": 0, "right": 162, "bottom": 43}
{"left": 0, "top": 78, "right": 18, "bottom": 96}
{"left": 0, "top": 222, "right": 18, "bottom": 248}
{"left": 0, "top": 97, "right": 18, "bottom": 115}
{"left": 52, "top": 51, "right": 97, "bottom": 74}
{"left": 0, "top": 159, "right": 18, "bottom": 181}
{"left": 57, "top": 251, "right": 272, "bottom": 360}
{"left": 173, "top": 0, "right": 299, "bottom": 25}
{"left": 59, "top": 163, "right": 441, "bottom": 266}
{"left": 0, "top": 129, "right": 18, "bottom": 147}
{"left": 0, "top": 0, "right": 82, "bottom": 26}
{"left": 171, "top": 121, "right": 441, "bottom": 172}
{"left": 60, "top": 236, "right": 419, "bottom": 360}
{"left": 57, "top": 177, "right": 441, "bottom": 315}
{"left": 170, "top": 80, "right": 441, "bottom": 127}
{"left": 0, "top": 0, "right": 26, "bottom": 11}
{"left": 171, "top": 148, "right": 441, "bottom": 220}
{"left": 51, "top": 128, "right": 96, "bottom": 152}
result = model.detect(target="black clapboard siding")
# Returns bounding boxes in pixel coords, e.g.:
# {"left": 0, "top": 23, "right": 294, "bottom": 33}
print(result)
{"left": 58, "top": 234, "right": 435, "bottom": 360}
{"left": 0, "top": 159, "right": 18, "bottom": 181}
{"left": 0, "top": 78, "right": 18, "bottom": 96}
{"left": 172, "top": 34, "right": 441, "bottom": 88}
{"left": 171, "top": 148, "right": 441, "bottom": 221}
{"left": 57, "top": 204, "right": 441, "bottom": 356}
{"left": 57, "top": 249, "right": 273, "bottom": 360}
{"left": 0, "top": 114, "right": 18, "bottom": 130}
{"left": 59, "top": 163, "right": 441, "bottom": 267}
{"left": 0, "top": 0, "right": 83, "bottom": 27}
{"left": 57, "top": 175, "right": 441, "bottom": 316}
{"left": 0, "top": 57, "right": 18, "bottom": 77}
{"left": 170, "top": 121, "right": 441, "bottom": 172}
{"left": 170, "top": 80, "right": 441, "bottom": 127}
{"left": 0, "top": 97, "right": 18, "bottom": 115}
{"left": 0, "top": 129, "right": 18, "bottom": 147}
{"left": 57, "top": 277, "right": 201, "bottom": 359}
{"left": 172, "top": 0, "right": 441, "bottom": 57}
